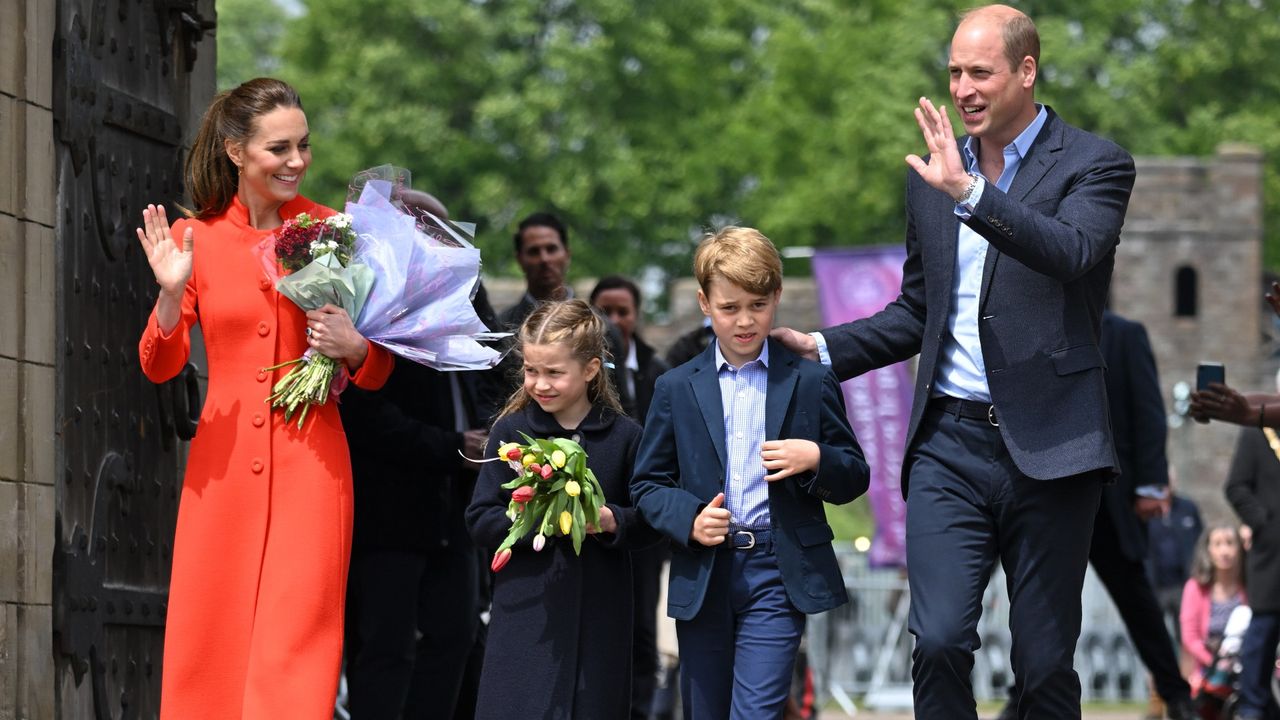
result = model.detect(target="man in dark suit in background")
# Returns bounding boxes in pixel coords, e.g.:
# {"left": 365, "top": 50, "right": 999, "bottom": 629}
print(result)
{"left": 339, "top": 191, "right": 501, "bottom": 719}
{"left": 775, "top": 5, "right": 1136, "bottom": 717}
{"left": 1093, "top": 311, "right": 1194, "bottom": 719}
{"left": 998, "top": 311, "right": 1194, "bottom": 719}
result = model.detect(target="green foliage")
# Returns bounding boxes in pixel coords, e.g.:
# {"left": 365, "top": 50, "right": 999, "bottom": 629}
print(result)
{"left": 215, "top": 0, "right": 289, "bottom": 91}
{"left": 209, "top": 0, "right": 1280, "bottom": 283}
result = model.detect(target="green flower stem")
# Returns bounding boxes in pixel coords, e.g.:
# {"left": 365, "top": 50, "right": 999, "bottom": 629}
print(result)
{"left": 264, "top": 353, "right": 340, "bottom": 428}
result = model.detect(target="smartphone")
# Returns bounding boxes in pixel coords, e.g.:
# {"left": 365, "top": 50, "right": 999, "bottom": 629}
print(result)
{"left": 1196, "top": 362, "right": 1225, "bottom": 391}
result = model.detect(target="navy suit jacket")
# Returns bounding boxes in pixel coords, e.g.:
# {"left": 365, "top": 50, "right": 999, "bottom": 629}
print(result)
{"left": 824, "top": 108, "right": 1136, "bottom": 484}
{"left": 630, "top": 338, "right": 870, "bottom": 620}
{"left": 1099, "top": 311, "right": 1168, "bottom": 561}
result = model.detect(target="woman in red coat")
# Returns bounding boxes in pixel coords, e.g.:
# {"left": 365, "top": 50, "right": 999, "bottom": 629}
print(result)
{"left": 135, "top": 78, "right": 392, "bottom": 719}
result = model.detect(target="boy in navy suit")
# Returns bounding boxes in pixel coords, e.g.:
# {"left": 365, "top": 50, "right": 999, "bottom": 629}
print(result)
{"left": 631, "top": 227, "right": 869, "bottom": 719}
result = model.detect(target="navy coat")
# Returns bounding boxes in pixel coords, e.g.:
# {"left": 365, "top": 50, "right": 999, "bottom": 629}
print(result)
{"left": 466, "top": 402, "right": 657, "bottom": 719}
{"left": 630, "top": 338, "right": 869, "bottom": 620}
{"left": 823, "top": 108, "right": 1136, "bottom": 484}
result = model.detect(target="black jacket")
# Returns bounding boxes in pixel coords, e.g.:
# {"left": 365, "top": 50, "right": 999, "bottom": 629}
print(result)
{"left": 1099, "top": 311, "right": 1168, "bottom": 561}
{"left": 1226, "top": 428, "right": 1280, "bottom": 611}
{"left": 341, "top": 359, "right": 489, "bottom": 551}
{"left": 466, "top": 403, "right": 657, "bottom": 719}
{"left": 629, "top": 335, "right": 669, "bottom": 426}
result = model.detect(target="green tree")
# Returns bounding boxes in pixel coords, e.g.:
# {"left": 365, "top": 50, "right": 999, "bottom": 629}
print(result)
{"left": 215, "top": 0, "right": 289, "bottom": 91}
{"left": 268, "top": 0, "right": 1280, "bottom": 282}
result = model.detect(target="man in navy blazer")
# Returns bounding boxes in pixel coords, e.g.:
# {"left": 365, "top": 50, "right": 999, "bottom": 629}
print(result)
{"left": 632, "top": 228, "right": 868, "bottom": 719}
{"left": 775, "top": 5, "right": 1135, "bottom": 718}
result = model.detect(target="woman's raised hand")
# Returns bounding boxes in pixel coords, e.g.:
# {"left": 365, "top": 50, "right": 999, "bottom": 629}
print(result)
{"left": 135, "top": 204, "right": 193, "bottom": 297}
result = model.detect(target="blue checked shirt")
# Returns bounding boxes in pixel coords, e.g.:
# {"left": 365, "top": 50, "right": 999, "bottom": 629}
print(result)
{"left": 714, "top": 341, "right": 771, "bottom": 529}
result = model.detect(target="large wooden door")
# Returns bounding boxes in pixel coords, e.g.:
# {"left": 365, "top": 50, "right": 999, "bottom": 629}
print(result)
{"left": 51, "top": 2, "right": 214, "bottom": 717}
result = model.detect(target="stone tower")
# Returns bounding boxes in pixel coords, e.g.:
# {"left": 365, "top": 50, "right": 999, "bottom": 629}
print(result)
{"left": 1109, "top": 145, "right": 1266, "bottom": 522}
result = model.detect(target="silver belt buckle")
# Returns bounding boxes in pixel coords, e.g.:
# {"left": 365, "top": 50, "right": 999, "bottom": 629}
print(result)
{"left": 734, "top": 530, "right": 756, "bottom": 550}
{"left": 987, "top": 405, "right": 999, "bottom": 427}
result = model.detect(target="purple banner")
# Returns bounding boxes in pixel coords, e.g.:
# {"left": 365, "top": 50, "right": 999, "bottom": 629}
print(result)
{"left": 812, "top": 247, "right": 912, "bottom": 568}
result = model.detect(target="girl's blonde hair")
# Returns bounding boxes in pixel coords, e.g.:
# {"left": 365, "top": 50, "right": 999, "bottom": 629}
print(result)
{"left": 1191, "top": 523, "right": 1247, "bottom": 588}
{"left": 498, "top": 299, "right": 623, "bottom": 419}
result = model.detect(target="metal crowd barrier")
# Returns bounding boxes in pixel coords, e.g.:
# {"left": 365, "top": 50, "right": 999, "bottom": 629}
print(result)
{"left": 810, "top": 549, "right": 1148, "bottom": 714}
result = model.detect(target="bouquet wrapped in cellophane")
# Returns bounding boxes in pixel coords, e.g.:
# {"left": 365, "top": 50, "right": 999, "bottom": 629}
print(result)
{"left": 258, "top": 165, "right": 506, "bottom": 427}
{"left": 488, "top": 433, "right": 607, "bottom": 572}
{"left": 260, "top": 212, "right": 373, "bottom": 427}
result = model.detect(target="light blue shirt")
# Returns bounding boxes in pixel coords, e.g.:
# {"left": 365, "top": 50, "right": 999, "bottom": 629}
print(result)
{"left": 714, "top": 340, "right": 771, "bottom": 529}
{"left": 933, "top": 105, "right": 1048, "bottom": 402}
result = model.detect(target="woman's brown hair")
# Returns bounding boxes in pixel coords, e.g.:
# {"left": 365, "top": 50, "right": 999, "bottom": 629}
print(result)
{"left": 1191, "top": 523, "right": 1246, "bottom": 589}
{"left": 498, "top": 299, "right": 623, "bottom": 419}
{"left": 183, "top": 78, "right": 303, "bottom": 219}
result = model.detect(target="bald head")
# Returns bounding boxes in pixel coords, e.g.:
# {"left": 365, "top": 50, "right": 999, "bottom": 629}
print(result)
{"left": 957, "top": 4, "right": 1039, "bottom": 74}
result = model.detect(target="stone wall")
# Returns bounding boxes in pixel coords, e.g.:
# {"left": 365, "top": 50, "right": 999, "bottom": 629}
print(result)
{"left": 0, "top": 1, "right": 58, "bottom": 717}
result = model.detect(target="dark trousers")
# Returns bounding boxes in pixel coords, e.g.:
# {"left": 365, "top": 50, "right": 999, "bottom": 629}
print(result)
{"left": 632, "top": 543, "right": 668, "bottom": 719}
{"left": 1238, "top": 611, "right": 1280, "bottom": 716}
{"left": 1088, "top": 508, "right": 1192, "bottom": 704}
{"left": 907, "top": 405, "right": 1101, "bottom": 720}
{"left": 345, "top": 544, "right": 480, "bottom": 719}
{"left": 676, "top": 541, "right": 805, "bottom": 720}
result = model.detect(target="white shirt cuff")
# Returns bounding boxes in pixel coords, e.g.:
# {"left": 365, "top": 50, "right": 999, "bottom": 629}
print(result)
{"left": 811, "top": 331, "right": 832, "bottom": 367}
{"left": 1135, "top": 484, "right": 1168, "bottom": 499}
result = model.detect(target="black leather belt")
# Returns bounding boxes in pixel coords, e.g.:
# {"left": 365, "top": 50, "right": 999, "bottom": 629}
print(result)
{"left": 928, "top": 396, "right": 998, "bottom": 427}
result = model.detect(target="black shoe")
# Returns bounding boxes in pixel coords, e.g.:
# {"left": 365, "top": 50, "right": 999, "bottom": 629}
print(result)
{"left": 1164, "top": 696, "right": 1196, "bottom": 720}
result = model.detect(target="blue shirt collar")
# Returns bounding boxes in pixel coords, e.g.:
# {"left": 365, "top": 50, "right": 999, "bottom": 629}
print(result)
{"left": 963, "top": 104, "right": 1048, "bottom": 172}
{"left": 714, "top": 337, "right": 769, "bottom": 371}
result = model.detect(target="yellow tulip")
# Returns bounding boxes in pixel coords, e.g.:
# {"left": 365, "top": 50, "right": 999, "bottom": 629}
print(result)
{"left": 559, "top": 510, "right": 573, "bottom": 535}
{"left": 550, "top": 450, "right": 567, "bottom": 469}
{"left": 522, "top": 453, "right": 537, "bottom": 467}
{"left": 565, "top": 480, "right": 581, "bottom": 497}
{"left": 498, "top": 442, "right": 519, "bottom": 460}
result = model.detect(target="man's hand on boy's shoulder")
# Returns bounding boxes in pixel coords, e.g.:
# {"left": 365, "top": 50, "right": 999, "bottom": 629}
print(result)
{"left": 691, "top": 492, "right": 731, "bottom": 546}
{"left": 770, "top": 327, "right": 819, "bottom": 362}
{"left": 761, "top": 439, "right": 820, "bottom": 482}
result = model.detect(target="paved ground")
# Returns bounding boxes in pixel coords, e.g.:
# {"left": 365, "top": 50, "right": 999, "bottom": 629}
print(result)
{"left": 816, "top": 705, "right": 1150, "bottom": 719}
{"left": 819, "top": 702, "right": 1152, "bottom": 712}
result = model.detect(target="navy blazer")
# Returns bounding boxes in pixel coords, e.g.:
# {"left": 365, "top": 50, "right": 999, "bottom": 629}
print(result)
{"left": 630, "top": 338, "right": 869, "bottom": 620}
{"left": 824, "top": 108, "right": 1136, "bottom": 483}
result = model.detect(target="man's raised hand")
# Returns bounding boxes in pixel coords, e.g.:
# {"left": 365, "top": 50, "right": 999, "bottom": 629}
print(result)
{"left": 904, "top": 97, "right": 971, "bottom": 201}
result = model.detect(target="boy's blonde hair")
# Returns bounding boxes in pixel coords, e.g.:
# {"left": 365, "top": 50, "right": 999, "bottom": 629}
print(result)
{"left": 498, "top": 299, "right": 624, "bottom": 419}
{"left": 693, "top": 226, "right": 783, "bottom": 296}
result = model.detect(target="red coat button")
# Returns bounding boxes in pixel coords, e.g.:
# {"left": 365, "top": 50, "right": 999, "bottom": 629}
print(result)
{"left": 257, "top": 322, "right": 269, "bottom": 337}
{"left": 251, "top": 459, "right": 264, "bottom": 474}
{"left": 256, "top": 371, "right": 268, "bottom": 383}
{"left": 252, "top": 414, "right": 265, "bottom": 428}
{"left": 259, "top": 278, "right": 272, "bottom": 291}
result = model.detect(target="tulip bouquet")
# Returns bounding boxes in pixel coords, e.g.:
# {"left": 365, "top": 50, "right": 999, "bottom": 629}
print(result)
{"left": 488, "top": 433, "right": 606, "bottom": 572}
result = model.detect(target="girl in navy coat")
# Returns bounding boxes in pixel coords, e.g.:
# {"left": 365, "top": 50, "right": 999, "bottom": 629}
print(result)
{"left": 466, "top": 299, "right": 657, "bottom": 719}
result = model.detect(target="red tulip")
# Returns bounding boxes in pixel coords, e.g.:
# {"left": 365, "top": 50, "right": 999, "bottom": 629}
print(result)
{"left": 506, "top": 447, "right": 523, "bottom": 461}
{"left": 490, "top": 548, "right": 512, "bottom": 572}
{"left": 539, "top": 463, "right": 554, "bottom": 480}
{"left": 528, "top": 463, "right": 542, "bottom": 477}
{"left": 511, "top": 485, "right": 536, "bottom": 504}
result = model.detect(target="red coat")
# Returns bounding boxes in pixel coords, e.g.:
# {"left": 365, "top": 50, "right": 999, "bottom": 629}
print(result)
{"left": 139, "top": 195, "right": 392, "bottom": 719}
